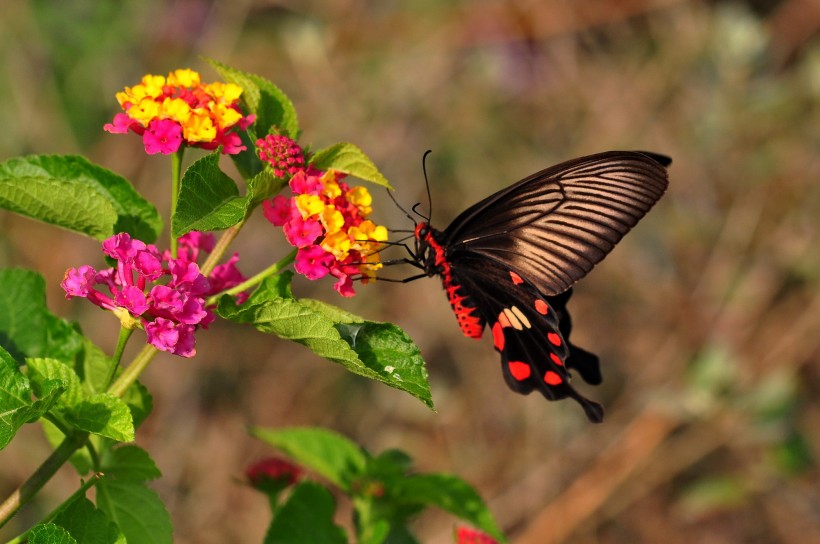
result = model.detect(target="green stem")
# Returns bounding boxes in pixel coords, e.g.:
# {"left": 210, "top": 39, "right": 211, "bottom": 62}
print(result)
{"left": 200, "top": 220, "right": 246, "bottom": 277}
{"left": 5, "top": 473, "right": 102, "bottom": 544}
{"left": 107, "top": 343, "right": 159, "bottom": 398}
{"left": 0, "top": 431, "right": 89, "bottom": 530}
{"left": 206, "top": 249, "right": 296, "bottom": 306}
{"left": 103, "top": 326, "right": 134, "bottom": 390}
{"left": 169, "top": 147, "right": 185, "bottom": 259}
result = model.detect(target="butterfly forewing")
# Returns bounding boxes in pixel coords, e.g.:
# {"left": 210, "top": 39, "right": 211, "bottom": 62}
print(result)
{"left": 443, "top": 151, "right": 669, "bottom": 295}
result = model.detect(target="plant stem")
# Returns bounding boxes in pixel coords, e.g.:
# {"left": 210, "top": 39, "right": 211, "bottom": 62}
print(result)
{"left": 169, "top": 147, "right": 185, "bottom": 259}
{"left": 206, "top": 248, "right": 296, "bottom": 306}
{"left": 0, "top": 431, "right": 89, "bottom": 530}
{"left": 103, "top": 326, "right": 134, "bottom": 390}
{"left": 200, "top": 220, "right": 246, "bottom": 277}
{"left": 107, "top": 343, "right": 159, "bottom": 398}
{"left": 4, "top": 473, "right": 102, "bottom": 544}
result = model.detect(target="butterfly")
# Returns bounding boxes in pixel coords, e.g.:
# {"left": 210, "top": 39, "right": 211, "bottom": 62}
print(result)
{"left": 399, "top": 151, "right": 670, "bottom": 422}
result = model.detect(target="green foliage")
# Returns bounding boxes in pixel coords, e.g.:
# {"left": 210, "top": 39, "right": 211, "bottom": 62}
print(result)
{"left": 0, "top": 155, "right": 161, "bottom": 242}
{"left": 264, "top": 482, "right": 347, "bottom": 544}
{"left": 309, "top": 143, "right": 393, "bottom": 189}
{"left": 219, "top": 274, "right": 433, "bottom": 409}
{"left": 252, "top": 426, "right": 505, "bottom": 543}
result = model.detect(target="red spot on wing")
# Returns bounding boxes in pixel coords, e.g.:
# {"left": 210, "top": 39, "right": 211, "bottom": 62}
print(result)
{"left": 534, "top": 299, "right": 549, "bottom": 315}
{"left": 544, "top": 371, "right": 563, "bottom": 385}
{"left": 509, "top": 271, "right": 524, "bottom": 285}
{"left": 508, "top": 361, "right": 531, "bottom": 381}
{"left": 491, "top": 322, "right": 504, "bottom": 350}
{"left": 550, "top": 353, "right": 564, "bottom": 366}
{"left": 547, "top": 332, "right": 562, "bottom": 346}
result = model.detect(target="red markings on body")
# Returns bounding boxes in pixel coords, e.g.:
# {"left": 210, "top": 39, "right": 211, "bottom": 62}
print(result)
{"left": 550, "top": 353, "right": 564, "bottom": 366}
{"left": 547, "top": 332, "right": 562, "bottom": 346}
{"left": 509, "top": 271, "right": 524, "bottom": 285}
{"left": 508, "top": 361, "right": 531, "bottom": 380}
{"left": 491, "top": 322, "right": 504, "bottom": 350}
{"left": 420, "top": 224, "right": 484, "bottom": 339}
{"left": 534, "top": 299, "right": 549, "bottom": 315}
{"left": 544, "top": 371, "right": 562, "bottom": 385}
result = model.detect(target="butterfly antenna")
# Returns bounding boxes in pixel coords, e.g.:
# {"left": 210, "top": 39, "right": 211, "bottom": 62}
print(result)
{"left": 421, "top": 149, "right": 433, "bottom": 223}
{"left": 385, "top": 187, "right": 416, "bottom": 224}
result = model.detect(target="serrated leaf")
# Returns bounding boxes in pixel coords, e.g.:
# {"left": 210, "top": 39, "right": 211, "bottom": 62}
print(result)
{"left": 0, "top": 347, "right": 66, "bottom": 450}
{"left": 247, "top": 169, "right": 285, "bottom": 207}
{"left": 0, "top": 155, "right": 161, "bottom": 241}
{"left": 53, "top": 496, "right": 125, "bottom": 544}
{"left": 390, "top": 474, "right": 504, "bottom": 542}
{"left": 77, "top": 339, "right": 111, "bottom": 395}
{"left": 172, "top": 150, "right": 246, "bottom": 237}
{"left": 27, "top": 523, "right": 78, "bottom": 544}
{"left": 102, "top": 445, "right": 162, "bottom": 482}
{"left": 0, "top": 268, "right": 84, "bottom": 363}
{"left": 206, "top": 58, "right": 299, "bottom": 139}
{"left": 309, "top": 143, "right": 392, "bottom": 189}
{"left": 64, "top": 393, "right": 134, "bottom": 442}
{"left": 299, "top": 299, "right": 366, "bottom": 325}
{"left": 26, "top": 358, "right": 84, "bottom": 408}
{"left": 219, "top": 277, "right": 432, "bottom": 408}
{"left": 252, "top": 427, "right": 368, "bottom": 490}
{"left": 121, "top": 380, "right": 153, "bottom": 429}
{"left": 96, "top": 480, "right": 173, "bottom": 544}
{"left": 264, "top": 482, "right": 347, "bottom": 544}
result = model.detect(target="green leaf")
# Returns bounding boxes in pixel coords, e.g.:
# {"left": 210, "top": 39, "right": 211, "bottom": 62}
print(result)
{"left": 247, "top": 169, "right": 285, "bottom": 207}
{"left": 77, "top": 339, "right": 111, "bottom": 395}
{"left": 26, "top": 358, "right": 84, "bottom": 408}
{"left": 0, "top": 347, "right": 66, "bottom": 450}
{"left": 64, "top": 393, "right": 134, "bottom": 442}
{"left": 41, "top": 419, "right": 93, "bottom": 474}
{"left": 264, "top": 482, "right": 347, "bottom": 544}
{"left": 121, "top": 380, "right": 153, "bottom": 429}
{"left": 0, "top": 268, "right": 84, "bottom": 363}
{"left": 0, "top": 155, "right": 161, "bottom": 242}
{"left": 206, "top": 58, "right": 299, "bottom": 139}
{"left": 220, "top": 278, "right": 432, "bottom": 408}
{"left": 390, "top": 474, "right": 504, "bottom": 542}
{"left": 53, "top": 496, "right": 125, "bottom": 544}
{"left": 102, "top": 445, "right": 162, "bottom": 482}
{"left": 309, "top": 143, "right": 392, "bottom": 189}
{"left": 252, "top": 427, "right": 368, "bottom": 490}
{"left": 96, "top": 479, "right": 173, "bottom": 544}
{"left": 172, "top": 150, "right": 246, "bottom": 237}
{"left": 28, "top": 523, "right": 78, "bottom": 544}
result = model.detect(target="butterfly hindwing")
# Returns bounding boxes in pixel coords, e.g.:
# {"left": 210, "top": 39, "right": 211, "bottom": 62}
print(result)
{"left": 453, "top": 260, "right": 605, "bottom": 422}
{"left": 443, "top": 151, "right": 669, "bottom": 296}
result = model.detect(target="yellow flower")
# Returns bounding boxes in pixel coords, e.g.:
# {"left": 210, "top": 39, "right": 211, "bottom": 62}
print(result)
{"left": 321, "top": 175, "right": 342, "bottom": 200}
{"left": 205, "top": 81, "right": 243, "bottom": 104}
{"left": 161, "top": 97, "right": 191, "bottom": 124}
{"left": 128, "top": 98, "right": 161, "bottom": 127}
{"left": 209, "top": 102, "right": 242, "bottom": 129}
{"left": 166, "top": 68, "right": 200, "bottom": 88}
{"left": 321, "top": 230, "right": 351, "bottom": 259}
{"left": 320, "top": 207, "right": 345, "bottom": 235}
{"left": 182, "top": 112, "right": 216, "bottom": 142}
{"left": 347, "top": 186, "right": 373, "bottom": 216}
{"left": 295, "top": 194, "right": 326, "bottom": 219}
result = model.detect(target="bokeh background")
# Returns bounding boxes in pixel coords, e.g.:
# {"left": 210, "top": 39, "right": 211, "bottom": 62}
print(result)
{"left": 2, "top": 0, "right": 820, "bottom": 542}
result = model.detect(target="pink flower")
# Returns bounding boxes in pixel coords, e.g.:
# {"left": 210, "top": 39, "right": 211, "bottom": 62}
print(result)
{"left": 263, "top": 195, "right": 294, "bottom": 227}
{"left": 246, "top": 457, "right": 303, "bottom": 490}
{"left": 283, "top": 216, "right": 323, "bottom": 248}
{"left": 143, "top": 119, "right": 183, "bottom": 155}
{"left": 61, "top": 265, "right": 98, "bottom": 298}
{"left": 288, "top": 170, "right": 321, "bottom": 196}
{"left": 294, "top": 245, "right": 334, "bottom": 280}
{"left": 145, "top": 318, "right": 196, "bottom": 357}
{"left": 103, "top": 113, "right": 133, "bottom": 134}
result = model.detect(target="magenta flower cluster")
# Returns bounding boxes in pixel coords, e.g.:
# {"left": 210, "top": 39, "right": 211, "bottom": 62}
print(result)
{"left": 256, "top": 134, "right": 306, "bottom": 178}
{"left": 61, "top": 232, "right": 245, "bottom": 357}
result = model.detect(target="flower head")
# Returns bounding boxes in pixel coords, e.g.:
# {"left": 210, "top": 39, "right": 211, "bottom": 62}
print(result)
{"left": 61, "top": 231, "right": 247, "bottom": 357}
{"left": 264, "top": 168, "right": 387, "bottom": 296}
{"left": 246, "top": 457, "right": 303, "bottom": 490}
{"left": 257, "top": 134, "right": 306, "bottom": 178}
{"left": 104, "top": 69, "right": 255, "bottom": 156}
{"left": 455, "top": 527, "right": 499, "bottom": 544}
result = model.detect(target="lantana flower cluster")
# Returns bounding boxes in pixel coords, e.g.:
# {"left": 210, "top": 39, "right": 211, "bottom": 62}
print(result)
{"left": 61, "top": 232, "right": 246, "bottom": 357}
{"left": 104, "top": 68, "right": 255, "bottom": 155}
{"left": 262, "top": 153, "right": 387, "bottom": 297}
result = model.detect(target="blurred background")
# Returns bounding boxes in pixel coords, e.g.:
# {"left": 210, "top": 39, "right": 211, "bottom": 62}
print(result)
{"left": 1, "top": 0, "right": 819, "bottom": 542}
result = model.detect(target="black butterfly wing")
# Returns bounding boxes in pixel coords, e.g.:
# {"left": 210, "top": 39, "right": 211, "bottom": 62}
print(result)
{"left": 442, "top": 151, "right": 669, "bottom": 296}
{"left": 452, "top": 258, "right": 605, "bottom": 422}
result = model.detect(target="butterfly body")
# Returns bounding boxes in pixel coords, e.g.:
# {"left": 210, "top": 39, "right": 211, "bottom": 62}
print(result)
{"left": 410, "top": 151, "right": 670, "bottom": 422}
